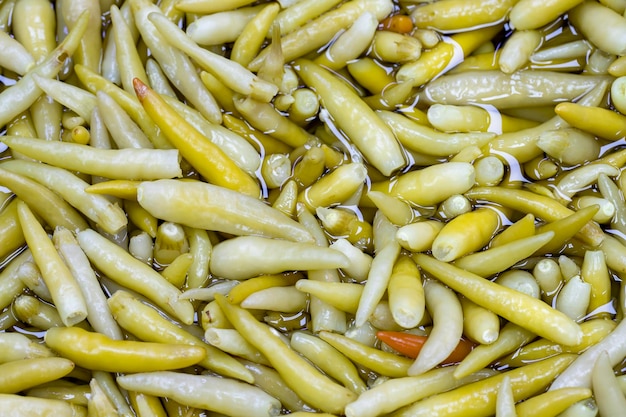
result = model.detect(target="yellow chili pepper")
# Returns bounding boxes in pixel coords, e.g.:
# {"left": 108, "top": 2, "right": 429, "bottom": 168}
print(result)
{"left": 214, "top": 294, "right": 357, "bottom": 414}
{"left": 247, "top": 0, "right": 393, "bottom": 70}
{"left": 412, "top": 0, "right": 515, "bottom": 32}
{"left": 568, "top": 0, "right": 626, "bottom": 56}
{"left": 464, "top": 186, "right": 604, "bottom": 247}
{"left": 516, "top": 387, "right": 592, "bottom": 417}
{"left": 395, "top": 219, "right": 444, "bottom": 253}
{"left": 432, "top": 207, "right": 500, "bottom": 262}
{"left": 270, "top": 180, "right": 298, "bottom": 218}
{"left": 12, "top": 0, "right": 56, "bottom": 64}
{"left": 454, "top": 231, "right": 554, "bottom": 277}
{"left": 133, "top": 78, "right": 260, "bottom": 197}
{"left": 85, "top": 180, "right": 140, "bottom": 200}
{"left": 510, "top": 0, "right": 585, "bottom": 30}
{"left": 107, "top": 290, "right": 253, "bottom": 383}
{"left": 460, "top": 296, "right": 500, "bottom": 345}
{"left": 388, "top": 254, "right": 426, "bottom": 329}
{"left": 117, "top": 371, "right": 281, "bottom": 417}
{"left": 490, "top": 213, "right": 535, "bottom": 247}
{"left": 150, "top": 12, "right": 278, "bottom": 103}
{"left": 295, "top": 279, "right": 363, "bottom": 314}
{"left": 367, "top": 191, "right": 415, "bottom": 226}
{"left": 414, "top": 254, "right": 584, "bottom": 347}
{"left": 227, "top": 273, "right": 302, "bottom": 304}
{"left": 0, "top": 168, "right": 89, "bottom": 232}
{"left": 609, "top": 54, "right": 626, "bottom": 77}
{"left": 0, "top": 136, "right": 182, "bottom": 181}
{"left": 355, "top": 240, "right": 402, "bottom": 327}
{"left": 394, "top": 354, "right": 577, "bottom": 417}
{"left": 204, "top": 328, "right": 270, "bottom": 367}
{"left": 231, "top": 2, "right": 280, "bottom": 67}
{"left": 448, "top": 50, "right": 500, "bottom": 74}
{"left": 3, "top": 159, "right": 128, "bottom": 235}
{"left": 200, "top": 300, "right": 234, "bottom": 331}
{"left": 581, "top": 250, "right": 612, "bottom": 318}
{"left": 298, "top": 163, "right": 367, "bottom": 212}
{"left": 295, "top": 59, "right": 406, "bottom": 177}
{"left": 137, "top": 179, "right": 313, "bottom": 243}
{"left": 124, "top": 199, "right": 158, "bottom": 238}
{"left": 44, "top": 327, "right": 206, "bottom": 373}
{"left": 237, "top": 358, "right": 311, "bottom": 412}
{"left": 152, "top": 221, "right": 188, "bottom": 266}
{"left": 0, "top": 332, "right": 54, "bottom": 364}
{"left": 160, "top": 253, "right": 193, "bottom": 288}
{"left": 498, "top": 318, "right": 616, "bottom": 368}
{"left": 26, "top": 383, "right": 91, "bottom": 406}
{"left": 0, "top": 357, "right": 75, "bottom": 394}
{"left": 371, "top": 162, "right": 475, "bottom": 208}
{"left": 318, "top": 330, "right": 413, "bottom": 377}
{"left": 0, "top": 393, "right": 87, "bottom": 417}
{"left": 87, "top": 377, "right": 119, "bottom": 417}
{"left": 74, "top": 64, "right": 171, "bottom": 149}
{"left": 222, "top": 113, "right": 292, "bottom": 155}
{"left": 6, "top": 112, "right": 37, "bottom": 140}
{"left": 555, "top": 102, "right": 626, "bottom": 142}
{"left": 17, "top": 201, "right": 88, "bottom": 327}
{"left": 347, "top": 57, "right": 395, "bottom": 94}
{"left": 13, "top": 294, "right": 66, "bottom": 329}
{"left": 234, "top": 95, "right": 315, "bottom": 149}
{"left": 76, "top": 228, "right": 194, "bottom": 325}
{"left": 378, "top": 110, "right": 495, "bottom": 157}
{"left": 290, "top": 331, "right": 367, "bottom": 395}
{"left": 316, "top": 207, "right": 373, "bottom": 252}
{"left": 592, "top": 350, "right": 626, "bottom": 416}
{"left": 293, "top": 146, "right": 326, "bottom": 189}
{"left": 183, "top": 226, "right": 214, "bottom": 290}
{"left": 454, "top": 322, "right": 536, "bottom": 379}
{"left": 128, "top": 392, "right": 168, "bottom": 417}
{"left": 0, "top": 250, "right": 31, "bottom": 311}
{"left": 199, "top": 71, "right": 239, "bottom": 116}
{"left": 0, "top": 10, "right": 88, "bottom": 129}
{"left": 59, "top": 0, "right": 102, "bottom": 74}
{"left": 423, "top": 71, "right": 609, "bottom": 111}
{"left": 533, "top": 204, "right": 600, "bottom": 255}
{"left": 0, "top": 311, "right": 18, "bottom": 332}
{"left": 0, "top": 199, "right": 25, "bottom": 261}
{"left": 396, "top": 25, "right": 502, "bottom": 87}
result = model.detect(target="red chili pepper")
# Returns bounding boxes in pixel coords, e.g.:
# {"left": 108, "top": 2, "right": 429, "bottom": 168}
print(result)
{"left": 376, "top": 331, "right": 474, "bottom": 364}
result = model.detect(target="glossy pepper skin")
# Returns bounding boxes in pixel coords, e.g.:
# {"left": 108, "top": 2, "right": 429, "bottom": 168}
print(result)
{"left": 394, "top": 354, "right": 577, "bottom": 417}
{"left": 214, "top": 294, "right": 357, "bottom": 415}
{"left": 44, "top": 327, "right": 206, "bottom": 373}
{"left": 376, "top": 331, "right": 474, "bottom": 364}
{"left": 414, "top": 253, "right": 584, "bottom": 347}
{"left": 133, "top": 78, "right": 261, "bottom": 197}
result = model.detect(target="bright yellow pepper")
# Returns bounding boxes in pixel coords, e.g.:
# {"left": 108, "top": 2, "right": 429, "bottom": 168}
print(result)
{"left": 44, "top": 327, "right": 206, "bottom": 373}
{"left": 0, "top": 357, "right": 74, "bottom": 394}
{"left": 414, "top": 254, "right": 583, "bottom": 347}
{"left": 215, "top": 294, "right": 357, "bottom": 415}
{"left": 133, "top": 78, "right": 261, "bottom": 197}
{"left": 555, "top": 102, "right": 626, "bottom": 142}
{"left": 516, "top": 387, "right": 592, "bottom": 417}
{"left": 394, "top": 354, "right": 576, "bottom": 417}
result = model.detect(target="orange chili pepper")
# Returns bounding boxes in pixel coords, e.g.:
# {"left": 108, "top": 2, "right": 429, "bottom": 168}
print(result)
{"left": 379, "top": 14, "right": 414, "bottom": 34}
{"left": 376, "top": 331, "right": 474, "bottom": 364}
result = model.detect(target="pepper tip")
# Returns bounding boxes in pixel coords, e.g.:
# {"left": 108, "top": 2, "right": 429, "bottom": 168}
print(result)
{"left": 132, "top": 78, "right": 148, "bottom": 100}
